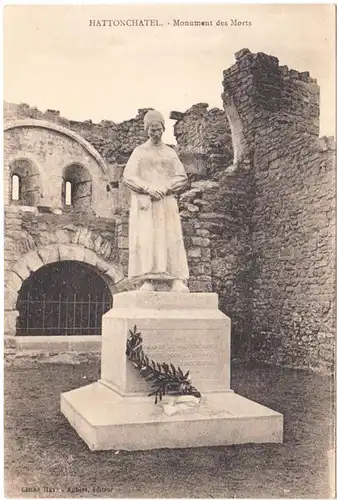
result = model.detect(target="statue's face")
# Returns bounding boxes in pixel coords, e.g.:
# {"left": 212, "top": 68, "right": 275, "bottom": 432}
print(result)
{"left": 148, "top": 122, "right": 164, "bottom": 144}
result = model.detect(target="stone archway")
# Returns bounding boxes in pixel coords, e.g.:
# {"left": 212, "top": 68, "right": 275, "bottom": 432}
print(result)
{"left": 4, "top": 243, "right": 125, "bottom": 336}
{"left": 16, "top": 261, "right": 113, "bottom": 336}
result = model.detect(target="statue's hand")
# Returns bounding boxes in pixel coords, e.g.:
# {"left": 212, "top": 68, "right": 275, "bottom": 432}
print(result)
{"left": 148, "top": 187, "right": 166, "bottom": 200}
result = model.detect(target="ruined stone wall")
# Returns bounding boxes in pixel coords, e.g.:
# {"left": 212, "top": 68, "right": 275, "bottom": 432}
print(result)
{"left": 172, "top": 50, "right": 335, "bottom": 371}
{"left": 171, "top": 105, "right": 251, "bottom": 355}
{"left": 171, "top": 103, "right": 233, "bottom": 180}
{"left": 250, "top": 132, "right": 335, "bottom": 372}
{"left": 221, "top": 49, "right": 335, "bottom": 372}
{"left": 4, "top": 102, "right": 151, "bottom": 165}
{"left": 178, "top": 173, "right": 253, "bottom": 357}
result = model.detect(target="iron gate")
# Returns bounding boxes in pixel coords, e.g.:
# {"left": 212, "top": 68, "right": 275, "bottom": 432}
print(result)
{"left": 16, "top": 292, "right": 112, "bottom": 336}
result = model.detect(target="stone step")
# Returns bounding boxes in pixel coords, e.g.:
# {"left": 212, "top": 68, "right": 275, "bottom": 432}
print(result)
{"left": 14, "top": 335, "right": 101, "bottom": 353}
{"left": 111, "top": 290, "right": 218, "bottom": 310}
{"left": 60, "top": 382, "right": 283, "bottom": 451}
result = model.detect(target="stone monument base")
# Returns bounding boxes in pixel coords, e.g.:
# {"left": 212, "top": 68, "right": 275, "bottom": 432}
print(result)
{"left": 61, "top": 291, "right": 283, "bottom": 451}
{"left": 61, "top": 383, "right": 282, "bottom": 451}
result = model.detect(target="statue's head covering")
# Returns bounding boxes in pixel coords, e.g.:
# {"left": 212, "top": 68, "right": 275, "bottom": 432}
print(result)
{"left": 144, "top": 110, "right": 165, "bottom": 131}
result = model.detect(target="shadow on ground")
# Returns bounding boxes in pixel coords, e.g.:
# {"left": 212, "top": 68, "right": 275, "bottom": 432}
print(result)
{"left": 4, "top": 359, "right": 334, "bottom": 498}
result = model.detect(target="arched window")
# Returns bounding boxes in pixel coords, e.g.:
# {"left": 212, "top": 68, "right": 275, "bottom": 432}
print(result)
{"left": 11, "top": 174, "right": 20, "bottom": 201}
{"left": 62, "top": 164, "right": 92, "bottom": 210}
{"left": 9, "top": 159, "right": 41, "bottom": 206}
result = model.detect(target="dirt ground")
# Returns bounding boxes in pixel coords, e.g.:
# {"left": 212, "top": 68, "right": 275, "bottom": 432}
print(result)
{"left": 4, "top": 358, "right": 334, "bottom": 498}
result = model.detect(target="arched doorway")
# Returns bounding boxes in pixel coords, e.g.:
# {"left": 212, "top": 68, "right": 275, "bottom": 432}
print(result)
{"left": 16, "top": 261, "right": 113, "bottom": 336}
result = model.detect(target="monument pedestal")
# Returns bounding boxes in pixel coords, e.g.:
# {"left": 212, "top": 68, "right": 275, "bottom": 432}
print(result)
{"left": 61, "top": 292, "right": 283, "bottom": 451}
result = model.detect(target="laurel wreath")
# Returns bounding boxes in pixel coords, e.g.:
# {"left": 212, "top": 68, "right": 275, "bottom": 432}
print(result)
{"left": 125, "top": 325, "right": 201, "bottom": 404}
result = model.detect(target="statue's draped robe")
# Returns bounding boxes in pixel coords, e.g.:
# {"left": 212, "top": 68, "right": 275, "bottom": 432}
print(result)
{"left": 123, "top": 140, "right": 189, "bottom": 280}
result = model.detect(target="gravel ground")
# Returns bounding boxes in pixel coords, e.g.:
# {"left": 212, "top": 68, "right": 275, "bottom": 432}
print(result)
{"left": 4, "top": 358, "right": 334, "bottom": 498}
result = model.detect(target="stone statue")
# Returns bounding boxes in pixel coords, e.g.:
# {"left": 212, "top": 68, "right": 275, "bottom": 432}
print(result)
{"left": 123, "top": 110, "right": 190, "bottom": 292}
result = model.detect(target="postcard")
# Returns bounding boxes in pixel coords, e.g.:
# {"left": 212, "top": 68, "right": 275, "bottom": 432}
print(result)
{"left": 3, "top": 3, "right": 335, "bottom": 499}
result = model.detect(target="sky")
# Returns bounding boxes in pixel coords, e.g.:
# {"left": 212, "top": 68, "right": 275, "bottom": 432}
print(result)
{"left": 3, "top": 4, "right": 335, "bottom": 143}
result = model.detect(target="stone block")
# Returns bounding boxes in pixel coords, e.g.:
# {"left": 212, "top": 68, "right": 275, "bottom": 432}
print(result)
{"left": 112, "top": 291, "right": 218, "bottom": 310}
{"left": 59, "top": 244, "right": 85, "bottom": 262}
{"left": 4, "top": 310, "right": 19, "bottom": 335}
{"left": 37, "top": 245, "right": 60, "bottom": 265}
{"left": 54, "top": 230, "right": 71, "bottom": 244}
{"left": 15, "top": 335, "right": 101, "bottom": 354}
{"left": 95, "top": 257, "right": 111, "bottom": 273}
{"left": 104, "top": 265, "right": 124, "bottom": 283}
{"left": 12, "top": 260, "right": 31, "bottom": 281}
{"left": 201, "top": 248, "right": 211, "bottom": 259}
{"left": 196, "top": 229, "right": 210, "bottom": 237}
{"left": 77, "top": 228, "right": 94, "bottom": 248}
{"left": 4, "top": 288, "right": 18, "bottom": 311}
{"left": 187, "top": 204, "right": 199, "bottom": 212}
{"left": 4, "top": 336, "right": 16, "bottom": 349}
{"left": 191, "top": 237, "right": 210, "bottom": 247}
{"left": 72, "top": 229, "right": 81, "bottom": 245}
{"left": 188, "top": 280, "right": 213, "bottom": 293}
{"left": 192, "top": 263, "right": 212, "bottom": 275}
{"left": 180, "top": 188, "right": 201, "bottom": 202}
{"left": 181, "top": 222, "right": 196, "bottom": 236}
{"left": 38, "top": 231, "right": 58, "bottom": 246}
{"left": 25, "top": 251, "right": 44, "bottom": 272}
{"left": 4, "top": 239, "right": 16, "bottom": 252}
{"left": 83, "top": 248, "right": 97, "bottom": 267}
{"left": 118, "top": 236, "right": 129, "bottom": 249}
{"left": 93, "top": 235, "right": 103, "bottom": 253}
{"left": 199, "top": 213, "right": 226, "bottom": 220}
{"left": 100, "top": 241, "right": 112, "bottom": 259}
{"left": 188, "top": 247, "right": 201, "bottom": 258}
{"left": 191, "top": 180, "right": 219, "bottom": 191}
{"left": 6, "top": 272, "right": 22, "bottom": 293}
{"left": 235, "top": 48, "right": 251, "bottom": 60}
